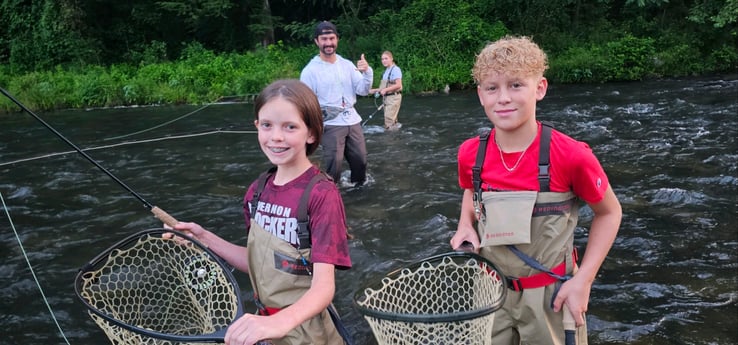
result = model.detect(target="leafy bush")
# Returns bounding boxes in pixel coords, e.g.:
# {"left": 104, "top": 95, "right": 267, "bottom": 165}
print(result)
{"left": 363, "top": 0, "right": 508, "bottom": 92}
{"left": 602, "top": 35, "right": 656, "bottom": 81}
{"left": 708, "top": 44, "right": 738, "bottom": 72}
{"left": 654, "top": 43, "right": 706, "bottom": 77}
{"left": 549, "top": 46, "right": 603, "bottom": 83}
{"left": 549, "top": 35, "right": 657, "bottom": 83}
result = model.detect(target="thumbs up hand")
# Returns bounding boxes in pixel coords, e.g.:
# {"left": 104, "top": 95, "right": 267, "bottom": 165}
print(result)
{"left": 356, "top": 53, "right": 369, "bottom": 73}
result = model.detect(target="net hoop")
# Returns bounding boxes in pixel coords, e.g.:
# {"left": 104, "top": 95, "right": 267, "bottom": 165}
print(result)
{"left": 354, "top": 252, "right": 506, "bottom": 345}
{"left": 353, "top": 251, "right": 506, "bottom": 323}
{"left": 74, "top": 228, "right": 243, "bottom": 343}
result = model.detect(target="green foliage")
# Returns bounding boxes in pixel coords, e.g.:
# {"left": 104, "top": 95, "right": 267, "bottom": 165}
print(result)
{"left": 127, "top": 41, "right": 170, "bottom": 66}
{"left": 655, "top": 44, "right": 707, "bottom": 77}
{"left": 549, "top": 34, "right": 657, "bottom": 83}
{"left": 74, "top": 67, "right": 124, "bottom": 107}
{"left": 0, "top": 42, "right": 315, "bottom": 112}
{"left": 688, "top": 0, "right": 738, "bottom": 30}
{"left": 2, "top": 0, "right": 100, "bottom": 73}
{"left": 548, "top": 46, "right": 602, "bottom": 83}
{"left": 362, "top": 0, "right": 508, "bottom": 92}
{"left": 708, "top": 44, "right": 738, "bottom": 72}
{"left": 2, "top": 0, "right": 737, "bottom": 113}
{"left": 603, "top": 35, "right": 656, "bottom": 81}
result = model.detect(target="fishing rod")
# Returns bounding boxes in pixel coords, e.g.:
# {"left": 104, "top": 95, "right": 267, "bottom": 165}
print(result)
{"left": 0, "top": 87, "right": 178, "bottom": 227}
{"left": 361, "top": 93, "right": 384, "bottom": 127}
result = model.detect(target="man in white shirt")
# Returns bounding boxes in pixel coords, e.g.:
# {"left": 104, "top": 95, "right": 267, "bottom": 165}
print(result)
{"left": 300, "top": 21, "right": 373, "bottom": 186}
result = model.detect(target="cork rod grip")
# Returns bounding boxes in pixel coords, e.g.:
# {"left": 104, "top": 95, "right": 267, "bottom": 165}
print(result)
{"left": 563, "top": 304, "right": 576, "bottom": 330}
{"left": 151, "top": 206, "right": 178, "bottom": 228}
{"left": 563, "top": 304, "right": 577, "bottom": 345}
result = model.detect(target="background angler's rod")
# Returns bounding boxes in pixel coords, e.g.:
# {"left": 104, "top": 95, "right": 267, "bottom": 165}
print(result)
{"left": 0, "top": 87, "right": 178, "bottom": 227}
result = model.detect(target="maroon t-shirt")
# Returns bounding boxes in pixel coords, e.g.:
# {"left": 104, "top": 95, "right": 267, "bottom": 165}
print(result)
{"left": 243, "top": 166, "right": 352, "bottom": 270}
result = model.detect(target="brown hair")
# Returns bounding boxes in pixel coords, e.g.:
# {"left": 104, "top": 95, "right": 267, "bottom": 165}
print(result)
{"left": 254, "top": 79, "right": 323, "bottom": 156}
{"left": 472, "top": 36, "right": 548, "bottom": 84}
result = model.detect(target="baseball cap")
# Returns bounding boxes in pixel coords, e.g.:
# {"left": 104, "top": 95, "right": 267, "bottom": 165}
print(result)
{"left": 314, "top": 21, "right": 338, "bottom": 38}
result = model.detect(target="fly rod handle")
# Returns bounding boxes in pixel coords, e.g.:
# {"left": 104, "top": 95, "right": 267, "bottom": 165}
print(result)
{"left": 563, "top": 304, "right": 577, "bottom": 345}
{"left": 151, "top": 206, "right": 178, "bottom": 228}
{"left": 563, "top": 304, "right": 576, "bottom": 331}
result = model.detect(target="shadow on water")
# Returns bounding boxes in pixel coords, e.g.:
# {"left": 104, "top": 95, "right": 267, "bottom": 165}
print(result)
{"left": 1, "top": 76, "right": 736, "bottom": 344}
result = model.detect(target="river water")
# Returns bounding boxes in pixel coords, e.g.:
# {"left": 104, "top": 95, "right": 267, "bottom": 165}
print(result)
{"left": 1, "top": 76, "right": 736, "bottom": 344}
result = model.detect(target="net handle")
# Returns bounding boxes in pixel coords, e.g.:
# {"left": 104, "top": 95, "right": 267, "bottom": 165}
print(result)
{"left": 353, "top": 251, "right": 507, "bottom": 323}
{"left": 73, "top": 228, "right": 243, "bottom": 343}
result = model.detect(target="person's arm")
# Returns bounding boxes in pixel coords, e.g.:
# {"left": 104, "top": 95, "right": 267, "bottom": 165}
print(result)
{"left": 223, "top": 262, "right": 336, "bottom": 344}
{"left": 173, "top": 221, "right": 250, "bottom": 273}
{"left": 450, "top": 188, "right": 481, "bottom": 251}
{"left": 352, "top": 54, "right": 373, "bottom": 96}
{"left": 552, "top": 184, "right": 621, "bottom": 326}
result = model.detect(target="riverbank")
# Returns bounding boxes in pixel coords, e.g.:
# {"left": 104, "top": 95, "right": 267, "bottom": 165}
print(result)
{"left": 1, "top": 40, "right": 735, "bottom": 115}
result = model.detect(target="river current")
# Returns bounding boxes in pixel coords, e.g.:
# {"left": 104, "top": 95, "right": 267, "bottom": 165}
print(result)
{"left": 1, "top": 76, "right": 736, "bottom": 344}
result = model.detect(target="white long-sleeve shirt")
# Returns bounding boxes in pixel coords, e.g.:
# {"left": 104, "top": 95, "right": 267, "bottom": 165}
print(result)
{"left": 300, "top": 54, "right": 373, "bottom": 126}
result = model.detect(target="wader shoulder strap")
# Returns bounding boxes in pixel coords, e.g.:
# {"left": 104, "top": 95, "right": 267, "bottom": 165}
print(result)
{"left": 250, "top": 167, "right": 325, "bottom": 250}
{"left": 387, "top": 65, "right": 396, "bottom": 82}
{"left": 472, "top": 130, "right": 490, "bottom": 206}
{"left": 539, "top": 121, "right": 553, "bottom": 192}
{"left": 472, "top": 131, "right": 490, "bottom": 193}
{"left": 250, "top": 166, "right": 278, "bottom": 217}
{"left": 296, "top": 172, "right": 329, "bottom": 249}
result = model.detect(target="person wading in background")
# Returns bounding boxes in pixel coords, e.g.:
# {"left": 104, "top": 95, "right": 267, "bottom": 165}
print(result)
{"left": 369, "top": 50, "right": 403, "bottom": 131}
{"left": 300, "top": 21, "right": 373, "bottom": 187}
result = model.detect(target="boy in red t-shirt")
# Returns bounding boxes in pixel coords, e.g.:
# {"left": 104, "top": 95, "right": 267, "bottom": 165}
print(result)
{"left": 450, "top": 36, "right": 622, "bottom": 345}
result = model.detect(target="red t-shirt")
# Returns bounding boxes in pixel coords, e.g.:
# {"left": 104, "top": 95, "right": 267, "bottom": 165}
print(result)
{"left": 457, "top": 123, "right": 609, "bottom": 204}
{"left": 243, "top": 166, "right": 352, "bottom": 270}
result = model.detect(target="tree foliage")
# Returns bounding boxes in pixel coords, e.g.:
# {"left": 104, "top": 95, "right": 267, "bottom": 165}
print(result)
{"left": 0, "top": 0, "right": 736, "bottom": 111}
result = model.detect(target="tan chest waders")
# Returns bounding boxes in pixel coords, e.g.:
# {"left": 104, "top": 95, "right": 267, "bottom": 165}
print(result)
{"left": 247, "top": 167, "right": 353, "bottom": 345}
{"left": 472, "top": 123, "right": 588, "bottom": 345}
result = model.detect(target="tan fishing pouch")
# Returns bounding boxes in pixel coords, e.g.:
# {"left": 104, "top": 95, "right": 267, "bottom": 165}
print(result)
{"left": 479, "top": 190, "right": 538, "bottom": 247}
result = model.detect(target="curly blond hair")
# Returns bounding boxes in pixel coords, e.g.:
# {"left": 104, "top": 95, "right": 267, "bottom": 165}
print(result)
{"left": 472, "top": 36, "right": 548, "bottom": 84}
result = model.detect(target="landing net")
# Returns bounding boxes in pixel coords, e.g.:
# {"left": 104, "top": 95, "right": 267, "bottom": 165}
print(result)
{"left": 354, "top": 252, "right": 506, "bottom": 345}
{"left": 74, "top": 229, "right": 242, "bottom": 344}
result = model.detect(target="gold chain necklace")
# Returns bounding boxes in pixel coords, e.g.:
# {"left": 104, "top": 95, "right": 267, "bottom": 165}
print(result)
{"left": 495, "top": 137, "right": 532, "bottom": 172}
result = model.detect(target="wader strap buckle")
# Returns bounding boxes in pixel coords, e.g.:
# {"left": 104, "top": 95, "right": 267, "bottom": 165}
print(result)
{"left": 505, "top": 247, "right": 579, "bottom": 291}
{"left": 505, "top": 260, "right": 568, "bottom": 291}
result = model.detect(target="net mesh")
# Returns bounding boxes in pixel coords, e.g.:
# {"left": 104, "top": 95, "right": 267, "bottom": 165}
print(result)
{"left": 77, "top": 232, "right": 240, "bottom": 344}
{"left": 355, "top": 254, "right": 505, "bottom": 345}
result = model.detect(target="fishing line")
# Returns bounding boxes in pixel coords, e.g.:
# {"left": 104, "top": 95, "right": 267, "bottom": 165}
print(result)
{"left": 104, "top": 94, "right": 256, "bottom": 141}
{"left": 103, "top": 102, "right": 215, "bottom": 141}
{"left": 0, "top": 87, "right": 178, "bottom": 226}
{"left": 0, "top": 128, "right": 257, "bottom": 167}
{"left": 1, "top": 191, "right": 72, "bottom": 345}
